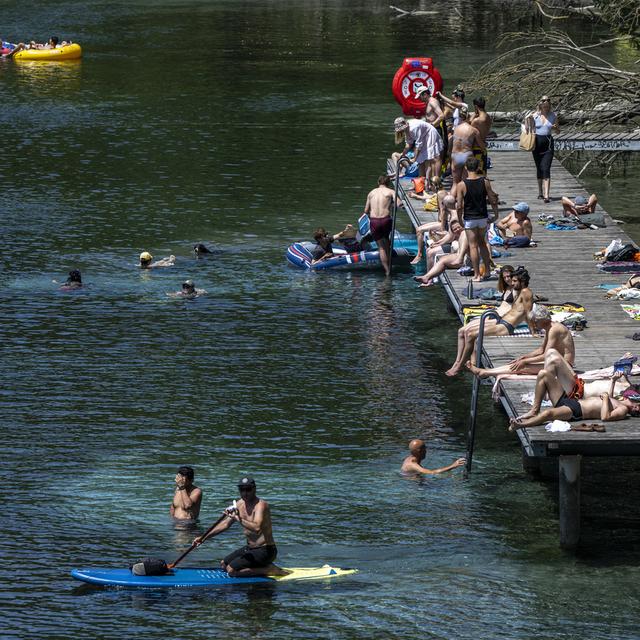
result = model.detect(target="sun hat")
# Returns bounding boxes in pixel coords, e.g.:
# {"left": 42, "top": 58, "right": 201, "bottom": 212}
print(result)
{"left": 414, "top": 85, "right": 431, "bottom": 98}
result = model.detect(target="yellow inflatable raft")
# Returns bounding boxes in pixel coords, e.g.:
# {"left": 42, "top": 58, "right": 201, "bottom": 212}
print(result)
{"left": 14, "top": 43, "right": 82, "bottom": 61}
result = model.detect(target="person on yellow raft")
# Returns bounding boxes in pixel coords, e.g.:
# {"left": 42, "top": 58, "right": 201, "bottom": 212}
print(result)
{"left": 193, "top": 477, "right": 290, "bottom": 577}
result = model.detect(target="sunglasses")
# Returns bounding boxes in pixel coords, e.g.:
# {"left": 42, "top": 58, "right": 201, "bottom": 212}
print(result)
{"left": 238, "top": 486, "right": 254, "bottom": 492}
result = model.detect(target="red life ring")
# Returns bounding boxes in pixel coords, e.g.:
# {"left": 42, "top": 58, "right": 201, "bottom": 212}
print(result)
{"left": 391, "top": 57, "right": 443, "bottom": 117}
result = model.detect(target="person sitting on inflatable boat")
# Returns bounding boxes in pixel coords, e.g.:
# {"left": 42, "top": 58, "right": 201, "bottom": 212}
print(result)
{"left": 310, "top": 225, "right": 367, "bottom": 264}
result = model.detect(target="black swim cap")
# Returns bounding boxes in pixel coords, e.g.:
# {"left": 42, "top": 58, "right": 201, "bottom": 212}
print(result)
{"left": 178, "top": 466, "right": 194, "bottom": 480}
{"left": 67, "top": 269, "right": 82, "bottom": 283}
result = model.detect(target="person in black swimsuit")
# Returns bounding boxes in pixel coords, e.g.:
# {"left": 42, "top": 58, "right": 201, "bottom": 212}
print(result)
{"left": 510, "top": 370, "right": 640, "bottom": 430}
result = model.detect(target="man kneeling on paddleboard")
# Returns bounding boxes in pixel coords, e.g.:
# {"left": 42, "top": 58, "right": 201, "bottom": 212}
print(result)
{"left": 193, "top": 477, "right": 289, "bottom": 577}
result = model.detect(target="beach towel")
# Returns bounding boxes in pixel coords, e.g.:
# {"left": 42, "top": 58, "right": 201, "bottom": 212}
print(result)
{"left": 621, "top": 303, "right": 640, "bottom": 320}
{"left": 598, "top": 262, "right": 640, "bottom": 273}
{"left": 546, "top": 220, "right": 577, "bottom": 231}
{"left": 422, "top": 194, "right": 438, "bottom": 211}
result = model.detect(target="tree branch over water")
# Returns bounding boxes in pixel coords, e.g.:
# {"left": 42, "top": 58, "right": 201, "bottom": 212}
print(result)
{"left": 471, "top": 30, "right": 640, "bottom": 129}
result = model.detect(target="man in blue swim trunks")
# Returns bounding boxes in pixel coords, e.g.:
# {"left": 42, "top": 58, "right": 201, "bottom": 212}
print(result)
{"left": 446, "top": 267, "right": 534, "bottom": 376}
{"left": 193, "top": 477, "right": 288, "bottom": 577}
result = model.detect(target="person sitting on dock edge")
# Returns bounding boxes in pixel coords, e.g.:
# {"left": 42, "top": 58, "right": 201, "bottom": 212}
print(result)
{"left": 193, "top": 477, "right": 289, "bottom": 577}
{"left": 446, "top": 267, "right": 534, "bottom": 377}
{"left": 466, "top": 304, "right": 575, "bottom": 379}
{"left": 401, "top": 439, "right": 465, "bottom": 476}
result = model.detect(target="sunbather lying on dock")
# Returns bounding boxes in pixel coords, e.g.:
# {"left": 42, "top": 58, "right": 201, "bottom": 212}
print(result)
{"left": 604, "top": 274, "right": 640, "bottom": 298}
{"left": 446, "top": 267, "right": 534, "bottom": 377}
{"left": 509, "top": 363, "right": 639, "bottom": 430}
{"left": 466, "top": 304, "right": 574, "bottom": 378}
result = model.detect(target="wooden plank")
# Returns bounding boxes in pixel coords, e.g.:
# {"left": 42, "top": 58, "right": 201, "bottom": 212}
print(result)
{"left": 396, "top": 151, "right": 640, "bottom": 458}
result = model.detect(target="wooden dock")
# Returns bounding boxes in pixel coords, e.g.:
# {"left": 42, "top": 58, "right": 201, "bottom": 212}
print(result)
{"left": 394, "top": 151, "right": 640, "bottom": 549}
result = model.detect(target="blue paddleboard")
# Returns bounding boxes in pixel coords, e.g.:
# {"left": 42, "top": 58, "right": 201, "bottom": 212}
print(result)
{"left": 71, "top": 565, "right": 357, "bottom": 588}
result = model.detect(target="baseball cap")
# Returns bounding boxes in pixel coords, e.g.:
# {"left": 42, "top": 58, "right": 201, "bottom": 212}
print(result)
{"left": 513, "top": 202, "right": 530, "bottom": 214}
{"left": 574, "top": 196, "right": 588, "bottom": 206}
{"left": 238, "top": 476, "right": 256, "bottom": 489}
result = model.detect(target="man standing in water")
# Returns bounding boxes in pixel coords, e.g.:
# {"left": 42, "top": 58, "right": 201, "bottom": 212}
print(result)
{"left": 364, "top": 175, "right": 400, "bottom": 277}
{"left": 401, "top": 439, "right": 465, "bottom": 475}
{"left": 193, "top": 477, "right": 288, "bottom": 577}
{"left": 170, "top": 466, "right": 202, "bottom": 521}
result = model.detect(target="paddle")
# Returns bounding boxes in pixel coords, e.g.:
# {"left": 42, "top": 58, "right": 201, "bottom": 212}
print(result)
{"left": 167, "top": 510, "right": 230, "bottom": 569}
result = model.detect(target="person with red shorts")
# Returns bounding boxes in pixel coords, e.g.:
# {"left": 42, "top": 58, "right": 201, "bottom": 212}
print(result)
{"left": 364, "top": 175, "right": 401, "bottom": 276}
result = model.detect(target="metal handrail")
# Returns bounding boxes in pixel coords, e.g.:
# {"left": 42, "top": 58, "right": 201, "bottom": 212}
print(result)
{"left": 464, "top": 309, "right": 502, "bottom": 479}
{"left": 389, "top": 155, "right": 409, "bottom": 272}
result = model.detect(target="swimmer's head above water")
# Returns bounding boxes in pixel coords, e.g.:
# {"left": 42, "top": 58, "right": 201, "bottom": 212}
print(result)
{"left": 139, "top": 251, "right": 153, "bottom": 268}
{"left": 182, "top": 280, "right": 196, "bottom": 295}
{"left": 194, "top": 243, "right": 212, "bottom": 256}
{"left": 66, "top": 269, "right": 82, "bottom": 285}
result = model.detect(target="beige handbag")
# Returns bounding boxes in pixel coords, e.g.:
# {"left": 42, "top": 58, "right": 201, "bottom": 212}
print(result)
{"left": 519, "top": 115, "right": 536, "bottom": 151}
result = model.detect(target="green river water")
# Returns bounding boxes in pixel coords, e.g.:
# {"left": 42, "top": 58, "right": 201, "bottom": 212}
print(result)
{"left": 2, "top": 1, "right": 640, "bottom": 638}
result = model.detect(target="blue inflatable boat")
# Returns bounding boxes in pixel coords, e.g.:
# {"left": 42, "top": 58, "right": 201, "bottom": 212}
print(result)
{"left": 286, "top": 215, "right": 417, "bottom": 271}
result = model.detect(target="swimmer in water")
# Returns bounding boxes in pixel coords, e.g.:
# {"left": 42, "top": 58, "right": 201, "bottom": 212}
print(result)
{"left": 58, "top": 269, "right": 83, "bottom": 290}
{"left": 170, "top": 466, "right": 202, "bottom": 521}
{"left": 139, "top": 251, "right": 176, "bottom": 269}
{"left": 167, "top": 280, "right": 206, "bottom": 298}
{"left": 194, "top": 243, "right": 214, "bottom": 256}
{"left": 400, "top": 439, "right": 465, "bottom": 476}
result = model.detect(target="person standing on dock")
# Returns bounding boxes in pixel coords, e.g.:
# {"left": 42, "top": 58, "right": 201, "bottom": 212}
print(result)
{"left": 415, "top": 85, "right": 448, "bottom": 172}
{"left": 445, "top": 267, "right": 534, "bottom": 377}
{"left": 469, "top": 97, "right": 492, "bottom": 175}
{"left": 456, "top": 156, "right": 498, "bottom": 283}
{"left": 530, "top": 95, "right": 559, "bottom": 204}
{"left": 401, "top": 439, "right": 465, "bottom": 476}
{"left": 393, "top": 116, "right": 443, "bottom": 188}
{"left": 363, "top": 175, "right": 400, "bottom": 277}
{"left": 449, "top": 110, "right": 485, "bottom": 185}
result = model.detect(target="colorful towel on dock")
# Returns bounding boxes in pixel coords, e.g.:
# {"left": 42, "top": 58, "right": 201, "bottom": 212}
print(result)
{"left": 621, "top": 303, "right": 640, "bottom": 320}
{"left": 422, "top": 194, "right": 438, "bottom": 211}
{"left": 542, "top": 302, "right": 585, "bottom": 314}
{"left": 546, "top": 219, "right": 577, "bottom": 231}
{"left": 598, "top": 261, "right": 640, "bottom": 273}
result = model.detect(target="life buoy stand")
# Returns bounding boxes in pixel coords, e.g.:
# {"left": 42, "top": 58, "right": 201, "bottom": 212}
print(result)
{"left": 391, "top": 58, "right": 443, "bottom": 117}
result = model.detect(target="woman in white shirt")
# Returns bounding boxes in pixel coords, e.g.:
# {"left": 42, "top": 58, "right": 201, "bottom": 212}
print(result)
{"left": 531, "top": 95, "right": 559, "bottom": 204}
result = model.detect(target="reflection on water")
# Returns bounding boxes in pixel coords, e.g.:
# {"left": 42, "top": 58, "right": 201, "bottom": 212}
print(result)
{"left": 2, "top": 1, "right": 640, "bottom": 639}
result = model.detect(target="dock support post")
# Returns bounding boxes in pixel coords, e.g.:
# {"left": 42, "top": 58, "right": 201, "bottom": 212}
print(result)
{"left": 522, "top": 451, "right": 541, "bottom": 478}
{"left": 559, "top": 455, "right": 581, "bottom": 550}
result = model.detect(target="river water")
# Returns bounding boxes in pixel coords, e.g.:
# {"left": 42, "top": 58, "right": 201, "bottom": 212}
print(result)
{"left": 2, "top": 1, "right": 640, "bottom": 638}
